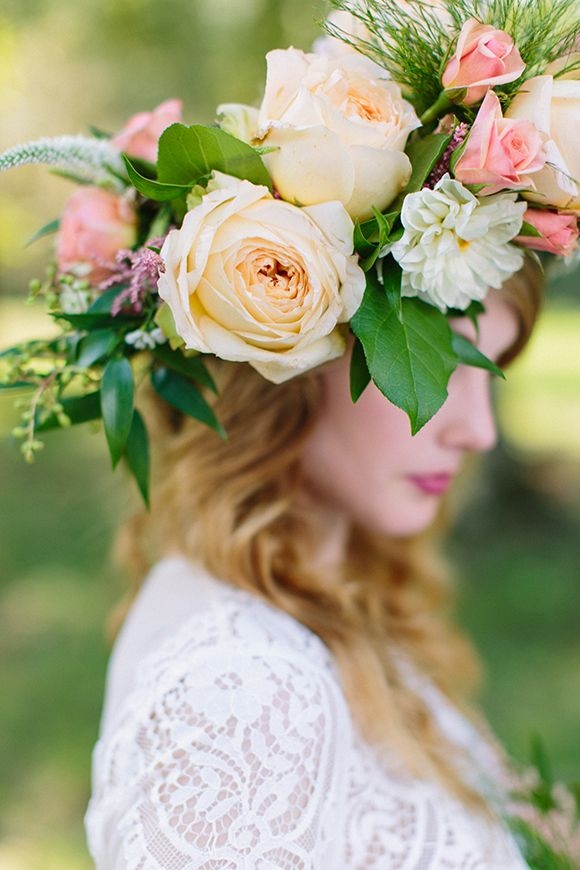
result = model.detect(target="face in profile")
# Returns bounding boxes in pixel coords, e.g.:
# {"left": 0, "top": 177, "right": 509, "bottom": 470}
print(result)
{"left": 301, "top": 290, "right": 520, "bottom": 538}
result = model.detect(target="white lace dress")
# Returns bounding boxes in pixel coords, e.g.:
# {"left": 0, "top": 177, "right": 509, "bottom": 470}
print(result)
{"left": 85, "top": 556, "right": 528, "bottom": 869}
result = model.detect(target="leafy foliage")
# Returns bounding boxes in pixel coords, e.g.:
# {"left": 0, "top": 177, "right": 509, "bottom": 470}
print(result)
{"left": 100, "top": 357, "right": 135, "bottom": 468}
{"left": 351, "top": 262, "right": 457, "bottom": 433}
{"left": 157, "top": 124, "right": 271, "bottom": 189}
{"left": 451, "top": 333, "right": 505, "bottom": 379}
{"left": 150, "top": 367, "right": 225, "bottom": 437}
{"left": 125, "top": 409, "right": 150, "bottom": 506}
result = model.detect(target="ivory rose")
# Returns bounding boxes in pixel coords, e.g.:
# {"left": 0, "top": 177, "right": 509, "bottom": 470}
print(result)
{"left": 516, "top": 208, "right": 578, "bottom": 256}
{"left": 442, "top": 19, "right": 525, "bottom": 105}
{"left": 313, "top": 10, "right": 375, "bottom": 60}
{"left": 454, "top": 90, "right": 546, "bottom": 195}
{"left": 256, "top": 48, "right": 421, "bottom": 221}
{"left": 156, "top": 173, "right": 365, "bottom": 383}
{"left": 506, "top": 75, "right": 580, "bottom": 214}
{"left": 56, "top": 187, "right": 137, "bottom": 283}
{"left": 112, "top": 98, "right": 183, "bottom": 162}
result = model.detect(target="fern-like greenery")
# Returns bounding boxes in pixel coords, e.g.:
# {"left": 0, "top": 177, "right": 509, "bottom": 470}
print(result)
{"left": 328, "top": 0, "right": 580, "bottom": 114}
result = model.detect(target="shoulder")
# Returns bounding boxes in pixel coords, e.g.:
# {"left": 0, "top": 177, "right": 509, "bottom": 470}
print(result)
{"left": 101, "top": 555, "right": 349, "bottom": 737}
{"left": 87, "top": 559, "right": 352, "bottom": 868}
{"left": 140, "top": 555, "right": 336, "bottom": 671}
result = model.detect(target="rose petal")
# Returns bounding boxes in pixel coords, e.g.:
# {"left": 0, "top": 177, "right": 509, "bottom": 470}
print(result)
{"left": 347, "top": 145, "right": 412, "bottom": 220}
{"left": 262, "top": 125, "right": 355, "bottom": 207}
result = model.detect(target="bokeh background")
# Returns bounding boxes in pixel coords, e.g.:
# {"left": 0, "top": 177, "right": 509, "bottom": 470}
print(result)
{"left": 0, "top": 1, "right": 579, "bottom": 866}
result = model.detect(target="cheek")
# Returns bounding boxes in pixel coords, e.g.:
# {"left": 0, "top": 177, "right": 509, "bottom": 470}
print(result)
{"left": 300, "top": 379, "right": 431, "bottom": 533}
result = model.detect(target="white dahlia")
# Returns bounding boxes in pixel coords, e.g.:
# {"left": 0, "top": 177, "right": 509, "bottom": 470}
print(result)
{"left": 390, "top": 176, "right": 527, "bottom": 310}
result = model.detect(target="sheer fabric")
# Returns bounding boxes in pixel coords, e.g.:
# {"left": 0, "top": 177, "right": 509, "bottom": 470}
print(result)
{"left": 86, "top": 557, "right": 527, "bottom": 869}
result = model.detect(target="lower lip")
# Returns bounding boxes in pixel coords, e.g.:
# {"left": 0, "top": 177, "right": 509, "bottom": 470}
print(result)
{"left": 408, "top": 474, "right": 453, "bottom": 495}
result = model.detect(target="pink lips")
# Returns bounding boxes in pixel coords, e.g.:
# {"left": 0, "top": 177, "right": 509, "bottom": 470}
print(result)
{"left": 408, "top": 473, "right": 454, "bottom": 495}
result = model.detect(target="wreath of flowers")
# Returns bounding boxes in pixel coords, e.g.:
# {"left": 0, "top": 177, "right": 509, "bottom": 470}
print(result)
{"left": 0, "top": 0, "right": 578, "bottom": 515}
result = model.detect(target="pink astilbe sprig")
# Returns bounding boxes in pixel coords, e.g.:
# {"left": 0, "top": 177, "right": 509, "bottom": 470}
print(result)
{"left": 99, "top": 238, "right": 167, "bottom": 316}
{"left": 425, "top": 121, "right": 470, "bottom": 189}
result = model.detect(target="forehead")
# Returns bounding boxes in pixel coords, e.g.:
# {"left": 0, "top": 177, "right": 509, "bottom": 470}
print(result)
{"left": 450, "top": 291, "right": 520, "bottom": 363}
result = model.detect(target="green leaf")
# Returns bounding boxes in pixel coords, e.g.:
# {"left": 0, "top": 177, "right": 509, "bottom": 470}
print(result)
{"left": 36, "top": 391, "right": 102, "bottom": 431}
{"left": 54, "top": 290, "right": 142, "bottom": 328}
{"left": 530, "top": 734, "right": 553, "bottom": 790}
{"left": 25, "top": 218, "right": 60, "bottom": 247}
{"left": 148, "top": 203, "right": 173, "bottom": 239}
{"left": 65, "top": 333, "right": 83, "bottom": 365}
{"left": 451, "top": 333, "right": 505, "bottom": 379}
{"left": 88, "top": 125, "right": 112, "bottom": 139}
{"left": 351, "top": 262, "right": 457, "bottom": 433}
{"left": 157, "top": 124, "right": 271, "bottom": 189}
{"left": 349, "top": 337, "right": 371, "bottom": 402}
{"left": 124, "top": 409, "right": 150, "bottom": 507}
{"left": 151, "top": 366, "right": 225, "bottom": 437}
{"left": 87, "top": 286, "right": 125, "bottom": 315}
{"left": 52, "top": 311, "right": 117, "bottom": 329}
{"left": 519, "top": 220, "right": 543, "bottom": 238}
{"left": 355, "top": 210, "right": 397, "bottom": 250}
{"left": 508, "top": 817, "right": 572, "bottom": 868}
{"left": 0, "top": 337, "right": 68, "bottom": 359}
{"left": 0, "top": 380, "right": 34, "bottom": 390}
{"left": 75, "top": 329, "right": 120, "bottom": 368}
{"left": 100, "top": 357, "right": 135, "bottom": 467}
{"left": 403, "top": 133, "right": 451, "bottom": 195}
{"left": 355, "top": 210, "right": 399, "bottom": 270}
{"left": 464, "top": 183, "right": 487, "bottom": 195}
{"left": 152, "top": 345, "right": 217, "bottom": 393}
{"left": 447, "top": 300, "right": 485, "bottom": 334}
{"left": 123, "top": 154, "right": 191, "bottom": 202}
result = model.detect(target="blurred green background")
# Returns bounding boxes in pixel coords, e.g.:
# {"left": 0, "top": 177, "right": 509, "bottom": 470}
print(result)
{"left": 0, "top": 1, "right": 579, "bottom": 866}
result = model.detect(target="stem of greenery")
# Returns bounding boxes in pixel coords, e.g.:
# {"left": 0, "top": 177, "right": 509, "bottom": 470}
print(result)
{"left": 420, "top": 91, "right": 455, "bottom": 126}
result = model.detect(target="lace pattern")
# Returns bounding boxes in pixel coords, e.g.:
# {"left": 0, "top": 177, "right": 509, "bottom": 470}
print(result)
{"left": 86, "top": 559, "right": 528, "bottom": 869}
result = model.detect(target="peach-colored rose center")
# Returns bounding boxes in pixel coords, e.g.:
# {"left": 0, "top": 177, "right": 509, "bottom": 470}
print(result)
{"left": 319, "top": 72, "right": 399, "bottom": 126}
{"left": 238, "top": 251, "right": 308, "bottom": 313}
{"left": 346, "top": 87, "right": 385, "bottom": 122}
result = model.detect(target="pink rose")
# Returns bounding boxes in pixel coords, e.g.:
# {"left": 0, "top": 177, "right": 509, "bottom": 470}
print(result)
{"left": 112, "top": 98, "right": 183, "bottom": 162}
{"left": 454, "top": 90, "right": 546, "bottom": 195}
{"left": 56, "top": 187, "right": 137, "bottom": 283}
{"left": 516, "top": 208, "right": 578, "bottom": 256}
{"left": 442, "top": 19, "right": 525, "bottom": 105}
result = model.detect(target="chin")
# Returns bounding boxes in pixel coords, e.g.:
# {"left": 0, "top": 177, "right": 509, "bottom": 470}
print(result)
{"left": 366, "top": 502, "right": 440, "bottom": 539}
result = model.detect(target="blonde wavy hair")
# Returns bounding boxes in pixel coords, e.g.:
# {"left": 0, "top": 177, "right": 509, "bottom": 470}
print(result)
{"left": 115, "top": 259, "right": 543, "bottom": 805}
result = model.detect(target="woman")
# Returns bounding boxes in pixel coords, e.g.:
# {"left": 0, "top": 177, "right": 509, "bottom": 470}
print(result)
{"left": 84, "top": 262, "right": 545, "bottom": 867}
{"left": 2, "top": 1, "right": 577, "bottom": 864}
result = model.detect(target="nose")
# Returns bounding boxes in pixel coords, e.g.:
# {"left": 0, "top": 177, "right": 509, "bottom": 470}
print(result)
{"left": 437, "top": 367, "right": 498, "bottom": 454}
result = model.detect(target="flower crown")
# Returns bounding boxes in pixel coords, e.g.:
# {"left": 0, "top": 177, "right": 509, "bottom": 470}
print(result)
{"left": 1, "top": 0, "right": 578, "bottom": 505}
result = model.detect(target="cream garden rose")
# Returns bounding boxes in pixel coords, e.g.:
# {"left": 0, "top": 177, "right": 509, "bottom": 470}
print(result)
{"left": 313, "top": 10, "right": 375, "bottom": 61}
{"left": 506, "top": 75, "right": 580, "bottom": 214}
{"left": 256, "top": 48, "right": 421, "bottom": 221}
{"left": 157, "top": 173, "right": 365, "bottom": 383}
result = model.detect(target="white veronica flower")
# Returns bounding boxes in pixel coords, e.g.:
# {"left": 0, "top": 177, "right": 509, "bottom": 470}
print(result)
{"left": 59, "top": 284, "right": 93, "bottom": 314}
{"left": 390, "top": 176, "right": 527, "bottom": 310}
{"left": 125, "top": 327, "right": 167, "bottom": 350}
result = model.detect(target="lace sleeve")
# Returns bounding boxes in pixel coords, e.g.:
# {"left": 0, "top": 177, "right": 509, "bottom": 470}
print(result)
{"left": 87, "top": 643, "right": 350, "bottom": 869}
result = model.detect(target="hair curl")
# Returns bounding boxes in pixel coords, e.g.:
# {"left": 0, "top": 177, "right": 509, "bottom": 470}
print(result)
{"left": 114, "top": 257, "right": 543, "bottom": 805}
